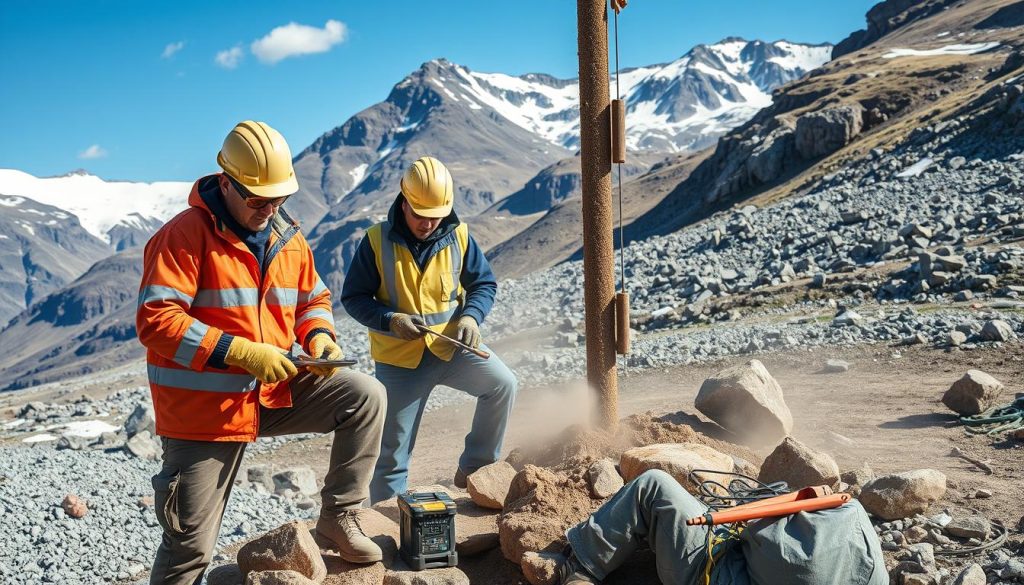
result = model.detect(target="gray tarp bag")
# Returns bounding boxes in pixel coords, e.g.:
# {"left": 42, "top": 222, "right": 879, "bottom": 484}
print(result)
{"left": 737, "top": 500, "right": 887, "bottom": 585}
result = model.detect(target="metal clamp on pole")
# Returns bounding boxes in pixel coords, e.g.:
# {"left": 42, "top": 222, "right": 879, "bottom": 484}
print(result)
{"left": 615, "top": 291, "right": 630, "bottom": 355}
{"left": 611, "top": 99, "right": 626, "bottom": 164}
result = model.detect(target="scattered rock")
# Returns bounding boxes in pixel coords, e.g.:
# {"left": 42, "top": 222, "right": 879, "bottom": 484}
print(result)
{"left": 237, "top": 522, "right": 327, "bottom": 583}
{"left": 947, "top": 331, "right": 967, "bottom": 347}
{"left": 383, "top": 567, "right": 469, "bottom": 585}
{"left": 859, "top": 470, "right": 947, "bottom": 521}
{"left": 945, "top": 516, "right": 990, "bottom": 540}
{"left": 833, "top": 310, "right": 864, "bottom": 327}
{"left": 758, "top": 437, "right": 840, "bottom": 490}
{"left": 62, "top": 494, "right": 88, "bottom": 518}
{"left": 950, "top": 564, "right": 986, "bottom": 585}
{"left": 974, "top": 488, "right": 993, "bottom": 499}
{"left": 56, "top": 435, "right": 90, "bottom": 451}
{"left": 466, "top": 461, "right": 517, "bottom": 510}
{"left": 248, "top": 464, "right": 275, "bottom": 492}
{"left": 125, "top": 430, "right": 162, "bottom": 461}
{"left": 980, "top": 319, "right": 1016, "bottom": 342}
{"left": 942, "top": 370, "right": 1005, "bottom": 415}
{"left": 272, "top": 468, "right": 318, "bottom": 497}
{"left": 840, "top": 464, "right": 874, "bottom": 497}
{"left": 904, "top": 525, "right": 929, "bottom": 544}
{"left": 520, "top": 551, "right": 561, "bottom": 585}
{"left": 823, "top": 359, "right": 850, "bottom": 373}
{"left": 586, "top": 459, "right": 623, "bottom": 499}
{"left": 246, "top": 570, "right": 317, "bottom": 585}
{"left": 694, "top": 359, "right": 793, "bottom": 444}
{"left": 124, "top": 403, "right": 156, "bottom": 438}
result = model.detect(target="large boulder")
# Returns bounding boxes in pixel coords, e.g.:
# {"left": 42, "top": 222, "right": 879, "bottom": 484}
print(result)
{"left": 237, "top": 522, "right": 327, "bottom": 583}
{"left": 942, "top": 370, "right": 1005, "bottom": 415}
{"left": 467, "top": 461, "right": 517, "bottom": 510}
{"left": 695, "top": 359, "right": 793, "bottom": 445}
{"left": 859, "top": 470, "right": 947, "bottom": 521}
{"left": 758, "top": 437, "right": 840, "bottom": 490}
{"left": 794, "top": 104, "right": 864, "bottom": 159}
{"left": 619, "top": 443, "right": 733, "bottom": 494}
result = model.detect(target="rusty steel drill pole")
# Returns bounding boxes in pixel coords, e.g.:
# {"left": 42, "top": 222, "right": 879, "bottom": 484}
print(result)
{"left": 576, "top": 0, "right": 619, "bottom": 429}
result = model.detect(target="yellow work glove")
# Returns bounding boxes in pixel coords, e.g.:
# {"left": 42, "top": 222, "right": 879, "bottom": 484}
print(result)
{"left": 307, "top": 333, "right": 343, "bottom": 378}
{"left": 390, "top": 313, "right": 427, "bottom": 341}
{"left": 224, "top": 337, "right": 297, "bottom": 384}
{"left": 456, "top": 316, "right": 482, "bottom": 349}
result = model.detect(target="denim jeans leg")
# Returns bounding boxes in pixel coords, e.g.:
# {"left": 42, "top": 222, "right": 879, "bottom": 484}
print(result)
{"left": 438, "top": 345, "right": 518, "bottom": 473}
{"left": 370, "top": 358, "right": 439, "bottom": 504}
{"left": 566, "top": 470, "right": 711, "bottom": 585}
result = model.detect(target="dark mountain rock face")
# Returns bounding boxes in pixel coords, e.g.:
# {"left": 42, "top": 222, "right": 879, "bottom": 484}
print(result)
{"left": 0, "top": 196, "right": 110, "bottom": 325}
{"left": 0, "top": 249, "right": 143, "bottom": 390}
{"left": 833, "top": 0, "right": 959, "bottom": 58}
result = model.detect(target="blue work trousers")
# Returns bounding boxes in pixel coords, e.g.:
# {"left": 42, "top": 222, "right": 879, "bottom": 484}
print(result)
{"left": 567, "top": 470, "right": 745, "bottom": 585}
{"left": 567, "top": 470, "right": 886, "bottom": 585}
{"left": 369, "top": 345, "right": 517, "bottom": 504}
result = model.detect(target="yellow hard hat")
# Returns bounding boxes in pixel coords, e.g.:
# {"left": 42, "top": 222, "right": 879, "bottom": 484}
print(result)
{"left": 400, "top": 156, "right": 454, "bottom": 218}
{"left": 216, "top": 121, "right": 299, "bottom": 198}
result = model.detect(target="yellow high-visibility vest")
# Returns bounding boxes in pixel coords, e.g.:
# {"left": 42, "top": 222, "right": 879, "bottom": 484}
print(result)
{"left": 366, "top": 221, "right": 469, "bottom": 368}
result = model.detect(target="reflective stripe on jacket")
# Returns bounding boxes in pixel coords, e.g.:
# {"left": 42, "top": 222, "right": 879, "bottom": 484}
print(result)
{"left": 366, "top": 221, "right": 469, "bottom": 368}
{"left": 136, "top": 175, "right": 335, "bottom": 441}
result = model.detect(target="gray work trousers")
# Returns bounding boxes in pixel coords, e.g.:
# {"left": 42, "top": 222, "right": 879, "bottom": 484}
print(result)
{"left": 148, "top": 370, "right": 386, "bottom": 585}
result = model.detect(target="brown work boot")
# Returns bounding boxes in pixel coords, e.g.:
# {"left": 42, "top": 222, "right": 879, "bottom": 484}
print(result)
{"left": 315, "top": 510, "right": 383, "bottom": 563}
{"left": 454, "top": 467, "right": 468, "bottom": 489}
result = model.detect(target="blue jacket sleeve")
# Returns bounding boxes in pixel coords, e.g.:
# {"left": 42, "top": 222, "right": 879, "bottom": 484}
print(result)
{"left": 340, "top": 236, "right": 394, "bottom": 331}
{"left": 459, "top": 233, "right": 497, "bottom": 324}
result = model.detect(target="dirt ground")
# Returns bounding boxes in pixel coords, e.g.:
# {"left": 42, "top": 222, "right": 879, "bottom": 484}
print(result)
{"left": 254, "top": 340, "right": 1023, "bottom": 582}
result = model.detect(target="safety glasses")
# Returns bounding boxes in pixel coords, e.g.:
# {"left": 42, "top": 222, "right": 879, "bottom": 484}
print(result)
{"left": 227, "top": 176, "right": 290, "bottom": 209}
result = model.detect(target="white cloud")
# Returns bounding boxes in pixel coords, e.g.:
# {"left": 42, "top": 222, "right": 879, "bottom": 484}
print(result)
{"left": 251, "top": 19, "right": 346, "bottom": 65}
{"left": 78, "top": 145, "right": 108, "bottom": 160}
{"left": 161, "top": 41, "right": 185, "bottom": 59}
{"left": 215, "top": 45, "right": 244, "bottom": 69}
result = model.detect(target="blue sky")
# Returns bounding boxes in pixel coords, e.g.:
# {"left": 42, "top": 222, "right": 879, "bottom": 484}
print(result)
{"left": 1, "top": 0, "right": 877, "bottom": 182}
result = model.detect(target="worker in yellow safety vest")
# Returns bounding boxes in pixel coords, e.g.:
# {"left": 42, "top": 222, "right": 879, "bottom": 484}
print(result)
{"left": 341, "top": 156, "right": 517, "bottom": 503}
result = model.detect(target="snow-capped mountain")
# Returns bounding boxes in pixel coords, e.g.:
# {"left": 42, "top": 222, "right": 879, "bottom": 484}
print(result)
{"left": 298, "top": 38, "right": 831, "bottom": 292}
{"left": 0, "top": 169, "right": 191, "bottom": 245}
{"left": 444, "top": 38, "right": 833, "bottom": 153}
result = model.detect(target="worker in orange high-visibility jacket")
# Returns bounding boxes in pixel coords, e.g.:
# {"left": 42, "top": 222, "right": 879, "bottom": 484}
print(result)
{"left": 136, "top": 121, "right": 386, "bottom": 585}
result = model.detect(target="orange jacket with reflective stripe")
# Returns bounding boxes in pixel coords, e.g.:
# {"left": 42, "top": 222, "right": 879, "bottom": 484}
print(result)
{"left": 136, "top": 175, "right": 335, "bottom": 442}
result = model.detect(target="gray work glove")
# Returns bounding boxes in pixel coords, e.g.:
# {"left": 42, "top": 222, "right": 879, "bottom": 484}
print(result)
{"left": 456, "top": 316, "right": 481, "bottom": 349}
{"left": 390, "top": 313, "right": 426, "bottom": 341}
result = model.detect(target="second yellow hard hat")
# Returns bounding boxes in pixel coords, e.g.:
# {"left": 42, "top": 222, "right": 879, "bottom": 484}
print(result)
{"left": 400, "top": 156, "right": 454, "bottom": 218}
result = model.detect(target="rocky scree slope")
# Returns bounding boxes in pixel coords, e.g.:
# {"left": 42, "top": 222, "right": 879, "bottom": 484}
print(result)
{"left": 627, "top": 0, "right": 1024, "bottom": 243}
